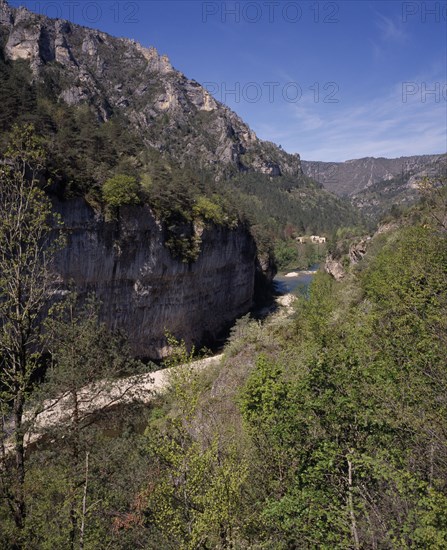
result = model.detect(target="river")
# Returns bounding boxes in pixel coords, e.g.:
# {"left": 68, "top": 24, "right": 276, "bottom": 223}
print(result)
{"left": 9, "top": 266, "right": 321, "bottom": 449}
{"left": 273, "top": 265, "right": 319, "bottom": 297}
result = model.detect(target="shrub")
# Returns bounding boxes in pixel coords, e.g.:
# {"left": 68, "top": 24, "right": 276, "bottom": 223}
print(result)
{"left": 102, "top": 174, "right": 141, "bottom": 208}
{"left": 193, "top": 195, "right": 225, "bottom": 224}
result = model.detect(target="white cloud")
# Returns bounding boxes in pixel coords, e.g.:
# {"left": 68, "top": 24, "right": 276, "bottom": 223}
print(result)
{"left": 375, "top": 13, "right": 407, "bottom": 43}
{"left": 370, "top": 11, "right": 409, "bottom": 61}
{"left": 252, "top": 76, "right": 446, "bottom": 161}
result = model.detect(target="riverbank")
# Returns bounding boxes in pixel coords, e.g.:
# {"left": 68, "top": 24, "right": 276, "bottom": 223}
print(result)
{"left": 284, "top": 269, "right": 317, "bottom": 277}
{"left": 4, "top": 354, "right": 224, "bottom": 454}
{"left": 6, "top": 268, "right": 320, "bottom": 452}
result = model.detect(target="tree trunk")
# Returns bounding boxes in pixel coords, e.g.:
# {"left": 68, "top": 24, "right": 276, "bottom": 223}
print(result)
{"left": 347, "top": 455, "right": 360, "bottom": 550}
{"left": 79, "top": 451, "right": 89, "bottom": 550}
{"left": 13, "top": 388, "right": 26, "bottom": 532}
{"left": 69, "top": 389, "right": 80, "bottom": 549}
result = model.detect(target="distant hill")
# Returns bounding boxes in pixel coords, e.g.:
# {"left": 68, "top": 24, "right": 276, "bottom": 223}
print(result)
{"left": 302, "top": 154, "right": 447, "bottom": 219}
{"left": 302, "top": 155, "right": 446, "bottom": 196}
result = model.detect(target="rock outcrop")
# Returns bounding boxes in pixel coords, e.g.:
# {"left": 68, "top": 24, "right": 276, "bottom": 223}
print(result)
{"left": 0, "top": 0, "right": 302, "bottom": 178}
{"left": 324, "top": 256, "right": 345, "bottom": 281}
{"left": 52, "top": 198, "right": 258, "bottom": 358}
{"left": 349, "top": 238, "right": 369, "bottom": 264}
{"left": 324, "top": 236, "right": 371, "bottom": 280}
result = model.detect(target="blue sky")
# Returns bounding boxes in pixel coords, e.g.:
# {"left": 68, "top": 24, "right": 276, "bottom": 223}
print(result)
{"left": 9, "top": 0, "right": 447, "bottom": 161}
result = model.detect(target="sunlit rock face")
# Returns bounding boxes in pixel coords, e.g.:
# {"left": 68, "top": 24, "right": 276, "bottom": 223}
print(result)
{"left": 53, "top": 199, "right": 257, "bottom": 358}
{"left": 0, "top": 1, "right": 280, "bottom": 358}
{"left": 0, "top": 1, "right": 303, "bottom": 178}
{"left": 324, "top": 256, "right": 345, "bottom": 281}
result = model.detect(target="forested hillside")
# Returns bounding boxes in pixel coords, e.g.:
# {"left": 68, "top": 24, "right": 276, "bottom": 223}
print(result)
{"left": 1, "top": 185, "right": 445, "bottom": 549}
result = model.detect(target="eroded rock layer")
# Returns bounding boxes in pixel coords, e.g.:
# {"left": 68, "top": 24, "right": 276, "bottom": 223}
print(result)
{"left": 53, "top": 199, "right": 257, "bottom": 358}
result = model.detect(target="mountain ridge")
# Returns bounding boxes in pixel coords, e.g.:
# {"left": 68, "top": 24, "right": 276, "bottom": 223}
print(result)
{"left": 302, "top": 154, "right": 446, "bottom": 220}
{"left": 0, "top": 0, "right": 302, "bottom": 179}
{"left": 302, "top": 154, "right": 446, "bottom": 197}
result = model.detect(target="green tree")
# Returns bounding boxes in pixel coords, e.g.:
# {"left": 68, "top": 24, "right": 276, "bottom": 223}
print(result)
{"left": 141, "top": 338, "right": 248, "bottom": 549}
{"left": 102, "top": 174, "right": 140, "bottom": 209}
{"left": 32, "top": 294, "right": 145, "bottom": 549}
{"left": 0, "top": 124, "right": 64, "bottom": 543}
{"left": 243, "top": 220, "right": 447, "bottom": 548}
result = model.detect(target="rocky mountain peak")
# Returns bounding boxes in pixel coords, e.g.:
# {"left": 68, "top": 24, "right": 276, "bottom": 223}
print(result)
{"left": 0, "top": 1, "right": 302, "bottom": 178}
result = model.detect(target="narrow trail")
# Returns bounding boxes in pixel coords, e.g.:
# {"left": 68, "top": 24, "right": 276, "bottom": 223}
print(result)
{"left": 4, "top": 354, "right": 224, "bottom": 453}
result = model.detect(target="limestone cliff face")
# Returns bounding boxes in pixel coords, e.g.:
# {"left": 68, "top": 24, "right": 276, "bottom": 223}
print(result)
{"left": 53, "top": 199, "right": 257, "bottom": 358}
{"left": 0, "top": 1, "right": 302, "bottom": 178}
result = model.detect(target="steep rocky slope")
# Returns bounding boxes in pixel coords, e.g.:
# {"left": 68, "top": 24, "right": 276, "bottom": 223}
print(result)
{"left": 53, "top": 198, "right": 257, "bottom": 358}
{"left": 0, "top": 1, "right": 362, "bottom": 359}
{"left": 0, "top": 1, "right": 301, "bottom": 178}
{"left": 0, "top": 0, "right": 303, "bottom": 358}
{"left": 351, "top": 156, "right": 446, "bottom": 218}
{"left": 302, "top": 155, "right": 446, "bottom": 197}
{"left": 303, "top": 154, "right": 446, "bottom": 219}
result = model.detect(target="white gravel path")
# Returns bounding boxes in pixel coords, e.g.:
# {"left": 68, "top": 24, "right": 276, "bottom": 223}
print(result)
{"left": 4, "top": 354, "right": 223, "bottom": 453}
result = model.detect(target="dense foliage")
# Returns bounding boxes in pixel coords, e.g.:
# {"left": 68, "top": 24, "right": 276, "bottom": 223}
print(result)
{"left": 1, "top": 188, "right": 445, "bottom": 548}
